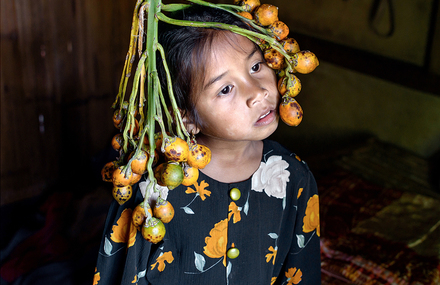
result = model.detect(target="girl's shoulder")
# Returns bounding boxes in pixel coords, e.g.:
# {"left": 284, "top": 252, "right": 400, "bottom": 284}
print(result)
{"left": 262, "top": 139, "right": 311, "bottom": 173}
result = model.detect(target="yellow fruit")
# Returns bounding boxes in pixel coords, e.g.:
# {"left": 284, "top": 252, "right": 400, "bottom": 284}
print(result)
{"left": 163, "top": 137, "right": 189, "bottom": 162}
{"left": 112, "top": 185, "right": 132, "bottom": 205}
{"left": 112, "top": 166, "right": 133, "bottom": 187}
{"left": 279, "top": 96, "right": 303, "bottom": 127}
{"left": 187, "top": 143, "right": 211, "bottom": 169}
{"left": 241, "top": 0, "right": 260, "bottom": 13}
{"left": 129, "top": 150, "right": 149, "bottom": 175}
{"left": 154, "top": 163, "right": 167, "bottom": 186}
{"left": 280, "top": 38, "right": 300, "bottom": 54}
{"left": 237, "top": 11, "right": 253, "bottom": 20}
{"left": 264, "top": 48, "right": 285, "bottom": 70}
{"left": 182, "top": 165, "right": 199, "bottom": 186}
{"left": 161, "top": 162, "right": 184, "bottom": 190}
{"left": 254, "top": 4, "right": 278, "bottom": 26}
{"left": 113, "top": 109, "right": 125, "bottom": 129}
{"left": 111, "top": 133, "right": 123, "bottom": 151}
{"left": 153, "top": 200, "right": 174, "bottom": 223}
{"left": 142, "top": 217, "right": 166, "bottom": 244}
{"left": 268, "top": 21, "right": 289, "bottom": 41}
{"left": 132, "top": 202, "right": 151, "bottom": 227}
{"left": 277, "top": 74, "right": 301, "bottom": 97}
{"left": 293, "top": 50, "right": 319, "bottom": 74}
{"left": 101, "top": 161, "right": 118, "bottom": 182}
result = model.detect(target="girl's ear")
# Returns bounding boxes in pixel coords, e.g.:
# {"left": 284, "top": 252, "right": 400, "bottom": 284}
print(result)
{"left": 182, "top": 113, "right": 200, "bottom": 135}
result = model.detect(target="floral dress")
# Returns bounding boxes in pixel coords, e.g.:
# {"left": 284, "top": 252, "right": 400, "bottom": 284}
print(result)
{"left": 93, "top": 140, "right": 320, "bottom": 285}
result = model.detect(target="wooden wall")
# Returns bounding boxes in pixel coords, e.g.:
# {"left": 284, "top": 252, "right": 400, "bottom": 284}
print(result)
{"left": 1, "top": 0, "right": 137, "bottom": 205}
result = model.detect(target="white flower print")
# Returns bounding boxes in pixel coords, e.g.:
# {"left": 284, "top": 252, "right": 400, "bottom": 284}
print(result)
{"left": 251, "top": 155, "right": 290, "bottom": 199}
{"left": 139, "top": 177, "right": 169, "bottom": 206}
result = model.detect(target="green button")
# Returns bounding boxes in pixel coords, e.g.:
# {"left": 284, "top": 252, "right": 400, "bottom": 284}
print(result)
{"left": 229, "top": 188, "right": 241, "bottom": 201}
{"left": 227, "top": 247, "right": 240, "bottom": 259}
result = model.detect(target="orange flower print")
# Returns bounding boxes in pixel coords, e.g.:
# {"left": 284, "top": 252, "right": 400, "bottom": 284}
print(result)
{"left": 93, "top": 268, "right": 100, "bottom": 285}
{"left": 297, "top": 187, "right": 303, "bottom": 199}
{"left": 265, "top": 246, "right": 278, "bottom": 265}
{"left": 228, "top": 202, "right": 241, "bottom": 223}
{"left": 131, "top": 275, "right": 137, "bottom": 283}
{"left": 271, "top": 277, "right": 277, "bottom": 285}
{"left": 151, "top": 251, "right": 174, "bottom": 272}
{"left": 302, "top": 194, "right": 320, "bottom": 237}
{"left": 285, "top": 267, "right": 302, "bottom": 284}
{"left": 203, "top": 218, "right": 228, "bottom": 266}
{"left": 185, "top": 180, "right": 211, "bottom": 201}
{"left": 110, "top": 208, "right": 137, "bottom": 247}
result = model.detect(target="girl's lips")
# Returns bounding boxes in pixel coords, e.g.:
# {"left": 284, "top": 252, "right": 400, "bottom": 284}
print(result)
{"left": 255, "top": 109, "right": 276, "bottom": 126}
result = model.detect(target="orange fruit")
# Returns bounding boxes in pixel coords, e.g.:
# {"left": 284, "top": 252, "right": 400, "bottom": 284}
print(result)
{"left": 293, "top": 50, "right": 319, "bottom": 74}
{"left": 112, "top": 185, "right": 132, "bottom": 205}
{"left": 113, "top": 109, "right": 125, "bottom": 129}
{"left": 182, "top": 165, "right": 199, "bottom": 186}
{"left": 154, "top": 163, "right": 167, "bottom": 186}
{"left": 279, "top": 96, "right": 303, "bottom": 127}
{"left": 161, "top": 162, "right": 184, "bottom": 190}
{"left": 129, "top": 150, "right": 149, "bottom": 175}
{"left": 237, "top": 11, "right": 253, "bottom": 20}
{"left": 140, "top": 144, "right": 160, "bottom": 167}
{"left": 112, "top": 165, "right": 133, "bottom": 187}
{"left": 142, "top": 217, "right": 166, "bottom": 244}
{"left": 254, "top": 4, "right": 278, "bottom": 26}
{"left": 268, "top": 21, "right": 289, "bottom": 41}
{"left": 101, "top": 161, "right": 118, "bottom": 182}
{"left": 130, "top": 172, "right": 142, "bottom": 184}
{"left": 264, "top": 48, "right": 285, "bottom": 70}
{"left": 280, "top": 38, "right": 300, "bottom": 54}
{"left": 241, "top": 0, "right": 260, "bottom": 13}
{"left": 187, "top": 143, "right": 211, "bottom": 169}
{"left": 163, "top": 137, "right": 189, "bottom": 162}
{"left": 277, "top": 74, "right": 301, "bottom": 97}
{"left": 132, "top": 202, "right": 153, "bottom": 227}
{"left": 153, "top": 200, "right": 175, "bottom": 223}
{"left": 111, "top": 133, "right": 123, "bottom": 151}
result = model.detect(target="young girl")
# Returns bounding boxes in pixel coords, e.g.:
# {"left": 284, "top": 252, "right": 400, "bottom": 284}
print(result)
{"left": 94, "top": 5, "right": 320, "bottom": 284}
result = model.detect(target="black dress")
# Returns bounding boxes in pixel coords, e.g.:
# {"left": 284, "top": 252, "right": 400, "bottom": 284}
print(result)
{"left": 94, "top": 140, "right": 321, "bottom": 285}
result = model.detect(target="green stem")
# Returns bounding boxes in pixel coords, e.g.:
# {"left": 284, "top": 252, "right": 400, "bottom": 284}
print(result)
{"left": 156, "top": 12, "right": 291, "bottom": 61}
{"left": 156, "top": 43, "right": 189, "bottom": 139}
{"left": 161, "top": 3, "right": 191, "bottom": 12}
{"left": 186, "top": 0, "right": 240, "bottom": 12}
{"left": 184, "top": 0, "right": 266, "bottom": 34}
{"left": 144, "top": 0, "right": 160, "bottom": 196}
{"left": 156, "top": 75, "right": 174, "bottom": 135}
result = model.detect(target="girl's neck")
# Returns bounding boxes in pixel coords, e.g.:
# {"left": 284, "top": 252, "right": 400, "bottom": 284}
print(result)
{"left": 196, "top": 136, "right": 264, "bottom": 183}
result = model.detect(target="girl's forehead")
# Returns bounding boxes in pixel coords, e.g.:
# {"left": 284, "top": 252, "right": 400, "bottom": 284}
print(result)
{"left": 207, "top": 33, "right": 255, "bottom": 62}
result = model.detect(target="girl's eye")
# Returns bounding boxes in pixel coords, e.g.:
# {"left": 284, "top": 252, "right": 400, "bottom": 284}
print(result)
{"left": 251, "top": 62, "right": 261, "bottom": 73}
{"left": 219, "top": 85, "right": 233, "bottom": 96}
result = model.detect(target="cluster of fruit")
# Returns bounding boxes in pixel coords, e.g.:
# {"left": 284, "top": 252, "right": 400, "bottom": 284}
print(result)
{"left": 234, "top": 0, "right": 319, "bottom": 127}
{"left": 101, "top": 105, "right": 212, "bottom": 242}
{"left": 102, "top": 113, "right": 211, "bottom": 203}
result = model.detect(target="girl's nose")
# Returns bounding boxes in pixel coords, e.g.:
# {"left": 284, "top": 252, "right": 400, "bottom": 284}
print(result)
{"left": 246, "top": 80, "right": 268, "bottom": 107}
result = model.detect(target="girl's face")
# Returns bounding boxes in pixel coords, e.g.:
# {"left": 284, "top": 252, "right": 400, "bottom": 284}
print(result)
{"left": 194, "top": 33, "right": 279, "bottom": 143}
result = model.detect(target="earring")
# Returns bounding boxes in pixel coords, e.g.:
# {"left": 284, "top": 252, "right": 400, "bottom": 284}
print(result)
{"left": 190, "top": 130, "right": 197, "bottom": 145}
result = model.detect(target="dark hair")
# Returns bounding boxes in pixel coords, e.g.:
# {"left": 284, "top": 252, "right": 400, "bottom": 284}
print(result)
{"left": 157, "top": 5, "right": 255, "bottom": 128}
